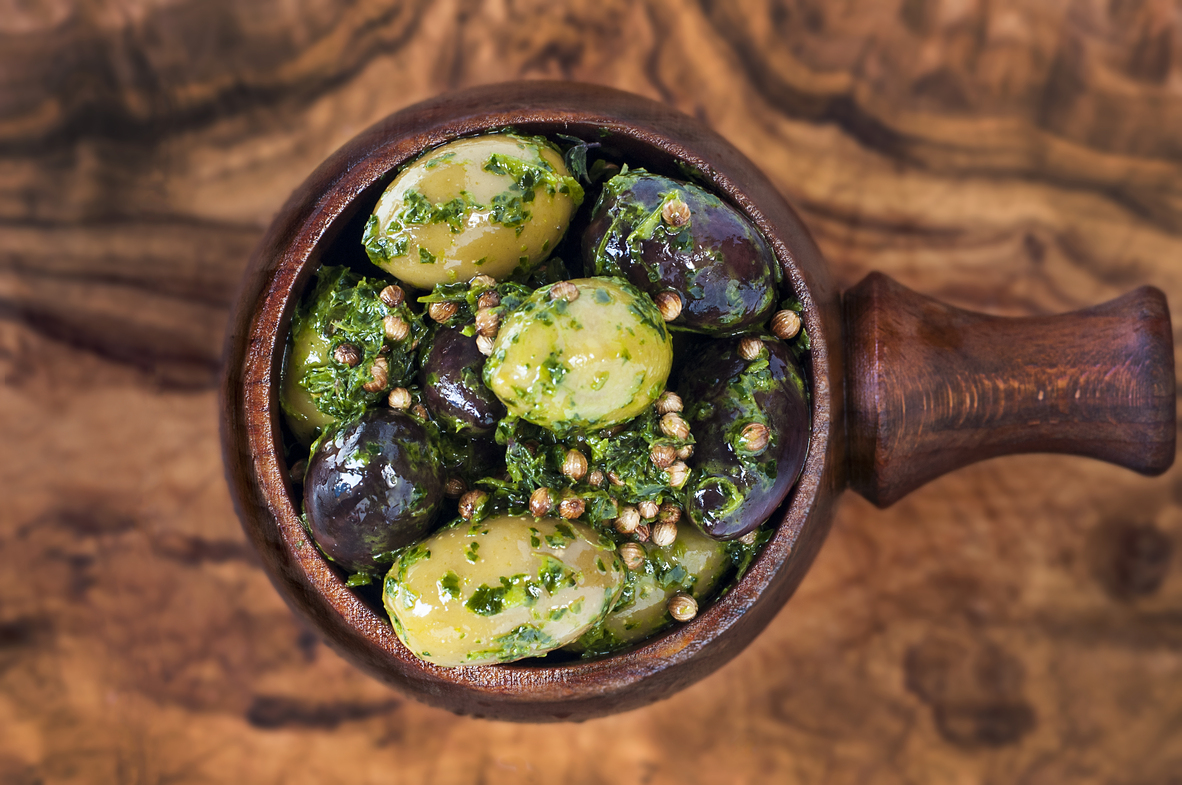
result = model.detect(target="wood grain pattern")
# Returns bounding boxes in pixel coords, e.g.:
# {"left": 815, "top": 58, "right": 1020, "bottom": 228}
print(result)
{"left": 3, "top": 0, "right": 1181, "bottom": 782}
{"left": 846, "top": 272, "right": 1175, "bottom": 506}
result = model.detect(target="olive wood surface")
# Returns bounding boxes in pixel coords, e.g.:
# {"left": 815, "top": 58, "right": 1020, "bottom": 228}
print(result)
{"left": 4, "top": 1, "right": 1182, "bottom": 782}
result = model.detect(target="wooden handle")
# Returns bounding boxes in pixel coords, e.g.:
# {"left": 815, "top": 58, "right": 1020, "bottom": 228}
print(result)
{"left": 844, "top": 272, "right": 1176, "bottom": 507}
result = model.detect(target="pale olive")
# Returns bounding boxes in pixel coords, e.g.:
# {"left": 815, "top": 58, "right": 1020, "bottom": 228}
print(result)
{"left": 363, "top": 134, "right": 583, "bottom": 288}
{"left": 567, "top": 523, "right": 729, "bottom": 654}
{"left": 281, "top": 324, "right": 335, "bottom": 445}
{"left": 382, "top": 515, "right": 625, "bottom": 666}
{"left": 483, "top": 277, "right": 673, "bottom": 432}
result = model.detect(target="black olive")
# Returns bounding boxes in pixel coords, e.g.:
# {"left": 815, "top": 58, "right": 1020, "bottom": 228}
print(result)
{"left": 418, "top": 326, "right": 506, "bottom": 436}
{"left": 677, "top": 337, "right": 809, "bottom": 540}
{"left": 304, "top": 409, "right": 446, "bottom": 572}
{"left": 582, "top": 171, "right": 778, "bottom": 335}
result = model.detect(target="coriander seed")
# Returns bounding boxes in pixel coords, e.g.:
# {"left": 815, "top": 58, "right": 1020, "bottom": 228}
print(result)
{"left": 614, "top": 505, "right": 641, "bottom": 534}
{"left": 738, "top": 335, "right": 765, "bottom": 360}
{"left": 444, "top": 477, "right": 466, "bottom": 498}
{"left": 737, "top": 422, "right": 770, "bottom": 454}
{"left": 333, "top": 343, "right": 361, "bottom": 367}
{"left": 475, "top": 308, "right": 500, "bottom": 338}
{"left": 655, "top": 391, "right": 683, "bottom": 414}
{"left": 659, "top": 412, "right": 690, "bottom": 440}
{"left": 661, "top": 197, "right": 691, "bottom": 227}
{"left": 738, "top": 530, "right": 758, "bottom": 545}
{"left": 650, "top": 444, "right": 676, "bottom": 469}
{"left": 550, "top": 281, "right": 579, "bottom": 302}
{"left": 558, "top": 495, "right": 585, "bottom": 520}
{"left": 529, "top": 487, "right": 553, "bottom": 517}
{"left": 651, "top": 520, "right": 678, "bottom": 547}
{"left": 668, "top": 592, "right": 698, "bottom": 622}
{"left": 388, "top": 387, "right": 411, "bottom": 410}
{"left": 638, "top": 500, "right": 659, "bottom": 520}
{"left": 676, "top": 444, "right": 694, "bottom": 460}
{"left": 477, "top": 291, "right": 500, "bottom": 310}
{"left": 458, "top": 490, "right": 488, "bottom": 520}
{"left": 618, "top": 542, "right": 646, "bottom": 570}
{"left": 470, "top": 274, "right": 496, "bottom": 289}
{"left": 666, "top": 461, "right": 690, "bottom": 489}
{"left": 289, "top": 458, "right": 307, "bottom": 484}
{"left": 362, "top": 356, "right": 390, "bottom": 392}
{"left": 475, "top": 335, "right": 495, "bottom": 356}
{"left": 655, "top": 291, "right": 682, "bottom": 322}
{"left": 771, "top": 309, "right": 802, "bottom": 340}
{"left": 634, "top": 522, "right": 651, "bottom": 543}
{"left": 378, "top": 284, "right": 405, "bottom": 308}
{"left": 383, "top": 314, "right": 410, "bottom": 342}
{"left": 588, "top": 469, "right": 605, "bottom": 488}
{"left": 561, "top": 449, "right": 588, "bottom": 481}
{"left": 428, "top": 301, "right": 458, "bottom": 323}
{"left": 658, "top": 502, "right": 682, "bottom": 525}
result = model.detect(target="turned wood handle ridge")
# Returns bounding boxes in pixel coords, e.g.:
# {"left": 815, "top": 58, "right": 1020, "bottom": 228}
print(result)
{"left": 844, "top": 272, "right": 1176, "bottom": 507}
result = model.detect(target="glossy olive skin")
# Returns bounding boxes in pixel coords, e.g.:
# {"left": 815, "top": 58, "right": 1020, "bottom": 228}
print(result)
{"left": 383, "top": 515, "right": 625, "bottom": 667}
{"left": 677, "top": 337, "right": 809, "bottom": 540}
{"left": 304, "top": 409, "right": 446, "bottom": 573}
{"left": 363, "top": 134, "right": 583, "bottom": 288}
{"left": 565, "top": 522, "right": 729, "bottom": 655}
{"left": 582, "top": 171, "right": 778, "bottom": 335}
{"left": 483, "top": 277, "right": 673, "bottom": 431}
{"left": 419, "top": 326, "right": 505, "bottom": 436}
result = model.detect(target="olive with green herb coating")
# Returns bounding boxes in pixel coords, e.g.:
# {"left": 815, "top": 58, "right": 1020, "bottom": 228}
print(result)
{"left": 281, "top": 266, "right": 423, "bottom": 445}
{"left": 363, "top": 134, "right": 584, "bottom": 289}
{"left": 382, "top": 515, "right": 625, "bottom": 666}
{"left": 566, "top": 523, "right": 728, "bottom": 656}
{"left": 304, "top": 409, "right": 446, "bottom": 573}
{"left": 483, "top": 277, "right": 673, "bottom": 432}
{"left": 677, "top": 336, "right": 809, "bottom": 540}
{"left": 418, "top": 325, "right": 505, "bottom": 436}
{"left": 582, "top": 170, "right": 778, "bottom": 335}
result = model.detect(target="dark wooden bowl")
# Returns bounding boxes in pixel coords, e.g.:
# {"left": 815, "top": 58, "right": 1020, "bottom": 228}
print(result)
{"left": 220, "top": 81, "right": 1176, "bottom": 722}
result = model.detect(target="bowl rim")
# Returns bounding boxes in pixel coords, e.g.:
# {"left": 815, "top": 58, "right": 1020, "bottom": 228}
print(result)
{"left": 221, "top": 80, "right": 841, "bottom": 720}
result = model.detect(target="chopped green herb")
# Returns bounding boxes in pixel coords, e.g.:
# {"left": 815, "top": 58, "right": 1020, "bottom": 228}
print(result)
{"left": 437, "top": 571, "right": 462, "bottom": 602}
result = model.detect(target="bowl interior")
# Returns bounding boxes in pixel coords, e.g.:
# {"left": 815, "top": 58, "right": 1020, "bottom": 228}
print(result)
{"left": 226, "top": 82, "right": 840, "bottom": 720}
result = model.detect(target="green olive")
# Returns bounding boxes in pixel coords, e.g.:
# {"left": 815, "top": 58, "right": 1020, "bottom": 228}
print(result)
{"left": 568, "top": 523, "right": 729, "bottom": 654}
{"left": 279, "top": 266, "right": 424, "bottom": 445}
{"left": 281, "top": 323, "right": 335, "bottom": 445}
{"left": 483, "top": 277, "right": 674, "bottom": 431}
{"left": 382, "top": 514, "right": 625, "bottom": 666}
{"left": 362, "top": 134, "right": 583, "bottom": 288}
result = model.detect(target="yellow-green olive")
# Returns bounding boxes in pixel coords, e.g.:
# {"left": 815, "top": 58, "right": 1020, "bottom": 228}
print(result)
{"left": 483, "top": 277, "right": 674, "bottom": 431}
{"left": 567, "top": 523, "right": 729, "bottom": 653}
{"left": 362, "top": 134, "right": 583, "bottom": 288}
{"left": 382, "top": 515, "right": 625, "bottom": 666}
{"left": 281, "top": 325, "right": 335, "bottom": 445}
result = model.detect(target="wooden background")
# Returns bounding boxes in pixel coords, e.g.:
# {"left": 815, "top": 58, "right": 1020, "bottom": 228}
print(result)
{"left": 3, "top": 1, "right": 1181, "bottom": 782}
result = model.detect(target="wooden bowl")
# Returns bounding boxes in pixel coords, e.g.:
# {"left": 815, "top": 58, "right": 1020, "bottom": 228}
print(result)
{"left": 220, "top": 81, "right": 1176, "bottom": 722}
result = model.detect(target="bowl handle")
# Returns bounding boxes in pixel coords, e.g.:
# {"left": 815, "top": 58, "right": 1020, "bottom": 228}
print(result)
{"left": 843, "top": 272, "right": 1176, "bottom": 507}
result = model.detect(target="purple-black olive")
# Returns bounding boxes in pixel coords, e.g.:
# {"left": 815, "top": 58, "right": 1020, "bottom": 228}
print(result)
{"left": 582, "top": 171, "right": 778, "bottom": 335}
{"left": 418, "top": 325, "right": 506, "bottom": 436}
{"left": 304, "top": 409, "right": 446, "bottom": 573}
{"left": 676, "top": 337, "right": 809, "bottom": 540}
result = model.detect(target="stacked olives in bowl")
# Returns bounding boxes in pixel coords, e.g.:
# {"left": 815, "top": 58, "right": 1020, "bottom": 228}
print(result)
{"left": 280, "top": 132, "right": 810, "bottom": 667}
